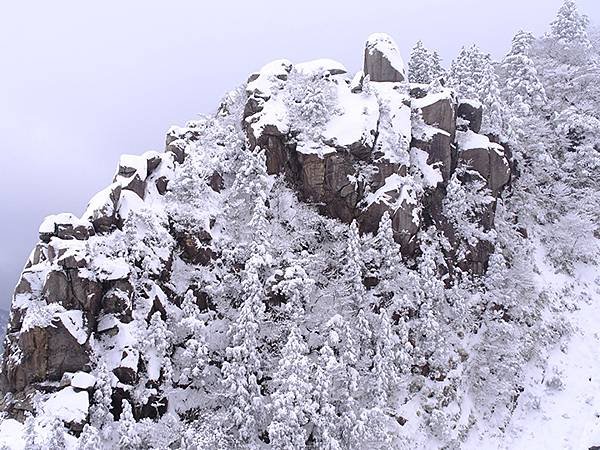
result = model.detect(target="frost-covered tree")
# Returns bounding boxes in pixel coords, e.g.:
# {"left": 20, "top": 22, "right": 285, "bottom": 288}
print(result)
{"left": 430, "top": 50, "right": 447, "bottom": 82}
{"left": 23, "top": 414, "right": 41, "bottom": 450}
{"left": 268, "top": 326, "right": 316, "bottom": 449}
{"left": 448, "top": 45, "right": 485, "bottom": 98}
{"left": 443, "top": 167, "right": 496, "bottom": 254}
{"left": 500, "top": 30, "right": 547, "bottom": 112}
{"left": 118, "top": 400, "right": 141, "bottom": 450}
{"left": 145, "top": 312, "right": 173, "bottom": 385}
{"left": 374, "top": 211, "right": 404, "bottom": 303}
{"left": 449, "top": 45, "right": 510, "bottom": 136}
{"left": 480, "top": 55, "right": 510, "bottom": 137}
{"left": 341, "top": 222, "right": 374, "bottom": 376}
{"left": 78, "top": 424, "right": 102, "bottom": 450}
{"left": 409, "top": 41, "right": 446, "bottom": 84}
{"left": 409, "top": 41, "right": 433, "bottom": 84}
{"left": 45, "top": 416, "right": 67, "bottom": 449}
{"left": 370, "top": 309, "right": 399, "bottom": 408}
{"left": 549, "top": 0, "right": 591, "bottom": 50}
{"left": 311, "top": 343, "right": 343, "bottom": 450}
{"left": 90, "top": 364, "right": 113, "bottom": 433}
{"left": 221, "top": 252, "right": 269, "bottom": 447}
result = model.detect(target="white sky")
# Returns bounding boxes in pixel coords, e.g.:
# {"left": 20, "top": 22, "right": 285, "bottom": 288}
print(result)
{"left": 0, "top": 0, "right": 598, "bottom": 307}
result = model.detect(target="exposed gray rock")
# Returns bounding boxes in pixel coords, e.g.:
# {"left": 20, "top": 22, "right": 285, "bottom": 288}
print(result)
{"left": 364, "top": 33, "right": 407, "bottom": 83}
{"left": 1, "top": 320, "right": 89, "bottom": 393}
{"left": 457, "top": 99, "right": 483, "bottom": 133}
{"left": 83, "top": 183, "right": 122, "bottom": 234}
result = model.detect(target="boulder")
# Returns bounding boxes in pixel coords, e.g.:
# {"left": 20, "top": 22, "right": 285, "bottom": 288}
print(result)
{"left": 83, "top": 183, "right": 122, "bottom": 234}
{"left": 457, "top": 99, "right": 483, "bottom": 133}
{"left": 39, "top": 214, "right": 94, "bottom": 243}
{"left": 155, "top": 176, "right": 169, "bottom": 195}
{"left": 42, "top": 269, "right": 102, "bottom": 328}
{"left": 114, "top": 155, "right": 148, "bottom": 199}
{"left": 102, "top": 280, "right": 134, "bottom": 321}
{"left": 456, "top": 130, "right": 511, "bottom": 194}
{"left": 411, "top": 90, "right": 457, "bottom": 183}
{"left": 1, "top": 320, "right": 89, "bottom": 393}
{"left": 364, "top": 33, "right": 407, "bottom": 83}
{"left": 113, "top": 347, "right": 139, "bottom": 385}
{"left": 176, "top": 230, "right": 215, "bottom": 266}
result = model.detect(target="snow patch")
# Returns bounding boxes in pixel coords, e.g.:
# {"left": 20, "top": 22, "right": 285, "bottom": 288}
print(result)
{"left": 322, "top": 82, "right": 379, "bottom": 148}
{"left": 364, "top": 173, "right": 417, "bottom": 210}
{"left": 43, "top": 387, "right": 89, "bottom": 424}
{"left": 71, "top": 371, "right": 96, "bottom": 390}
{"left": 246, "top": 59, "right": 292, "bottom": 97}
{"left": 456, "top": 130, "right": 505, "bottom": 154}
{"left": 58, "top": 310, "right": 87, "bottom": 345}
{"left": 92, "top": 255, "right": 130, "bottom": 281}
{"left": 412, "top": 148, "right": 443, "bottom": 187}
{"left": 295, "top": 59, "right": 347, "bottom": 76}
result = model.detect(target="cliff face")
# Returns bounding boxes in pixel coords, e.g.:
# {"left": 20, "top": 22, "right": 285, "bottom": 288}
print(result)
{"left": 1, "top": 33, "right": 511, "bottom": 432}
{"left": 243, "top": 34, "right": 511, "bottom": 274}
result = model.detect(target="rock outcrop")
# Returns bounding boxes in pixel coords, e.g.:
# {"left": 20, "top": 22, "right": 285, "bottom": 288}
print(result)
{"left": 0, "top": 33, "right": 512, "bottom": 431}
{"left": 243, "top": 33, "right": 511, "bottom": 269}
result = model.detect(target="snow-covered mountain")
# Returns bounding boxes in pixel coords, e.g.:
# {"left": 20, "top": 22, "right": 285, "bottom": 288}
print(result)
{"left": 1, "top": 1, "right": 600, "bottom": 448}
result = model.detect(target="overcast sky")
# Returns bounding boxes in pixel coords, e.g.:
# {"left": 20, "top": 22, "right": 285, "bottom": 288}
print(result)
{"left": 1, "top": 0, "right": 598, "bottom": 309}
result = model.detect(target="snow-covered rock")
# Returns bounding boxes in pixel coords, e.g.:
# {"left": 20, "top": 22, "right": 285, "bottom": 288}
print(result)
{"left": 70, "top": 371, "right": 96, "bottom": 390}
{"left": 364, "top": 32, "right": 407, "bottom": 83}
{"left": 43, "top": 387, "right": 89, "bottom": 425}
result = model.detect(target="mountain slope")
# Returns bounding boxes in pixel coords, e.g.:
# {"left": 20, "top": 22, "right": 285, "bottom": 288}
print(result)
{"left": 1, "top": 3, "right": 599, "bottom": 447}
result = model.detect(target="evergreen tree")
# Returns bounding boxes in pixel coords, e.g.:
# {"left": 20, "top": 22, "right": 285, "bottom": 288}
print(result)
{"left": 221, "top": 253, "right": 268, "bottom": 447}
{"left": 118, "top": 400, "right": 141, "bottom": 450}
{"left": 370, "top": 309, "right": 399, "bottom": 407}
{"left": 311, "top": 343, "right": 343, "bottom": 450}
{"left": 409, "top": 41, "right": 433, "bottom": 84}
{"left": 45, "top": 415, "right": 67, "bottom": 449}
{"left": 480, "top": 55, "right": 510, "bottom": 138}
{"left": 374, "top": 211, "right": 404, "bottom": 304}
{"left": 448, "top": 45, "right": 485, "bottom": 98}
{"left": 409, "top": 41, "right": 446, "bottom": 84}
{"left": 90, "top": 364, "right": 113, "bottom": 434}
{"left": 268, "top": 326, "right": 316, "bottom": 450}
{"left": 78, "top": 424, "right": 102, "bottom": 450}
{"left": 23, "top": 414, "right": 41, "bottom": 450}
{"left": 549, "top": 0, "right": 591, "bottom": 49}
{"left": 430, "top": 50, "right": 446, "bottom": 82}
{"left": 500, "top": 31, "right": 547, "bottom": 112}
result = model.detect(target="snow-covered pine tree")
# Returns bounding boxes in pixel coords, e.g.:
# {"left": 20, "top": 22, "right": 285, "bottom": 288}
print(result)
{"left": 311, "top": 343, "right": 343, "bottom": 450}
{"left": 448, "top": 45, "right": 485, "bottom": 98}
{"left": 409, "top": 41, "right": 433, "bottom": 83}
{"left": 500, "top": 30, "right": 547, "bottom": 112}
{"left": 221, "top": 252, "right": 269, "bottom": 447}
{"left": 549, "top": 0, "right": 591, "bottom": 52}
{"left": 430, "top": 50, "right": 446, "bottom": 83}
{"left": 78, "top": 424, "right": 102, "bottom": 450}
{"left": 118, "top": 400, "right": 141, "bottom": 450}
{"left": 90, "top": 364, "right": 113, "bottom": 434}
{"left": 22, "top": 414, "right": 41, "bottom": 450}
{"left": 480, "top": 54, "right": 510, "bottom": 138}
{"left": 409, "top": 41, "right": 446, "bottom": 84}
{"left": 44, "top": 415, "right": 67, "bottom": 449}
{"left": 413, "top": 227, "right": 453, "bottom": 378}
{"left": 373, "top": 211, "right": 404, "bottom": 304}
{"left": 268, "top": 326, "right": 316, "bottom": 450}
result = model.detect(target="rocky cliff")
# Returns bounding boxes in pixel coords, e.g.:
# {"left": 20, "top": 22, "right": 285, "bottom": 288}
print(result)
{"left": 1, "top": 33, "right": 512, "bottom": 437}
